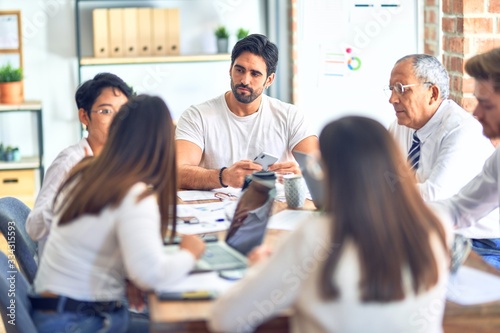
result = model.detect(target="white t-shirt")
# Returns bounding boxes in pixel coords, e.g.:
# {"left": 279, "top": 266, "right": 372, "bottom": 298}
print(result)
{"left": 175, "top": 93, "right": 316, "bottom": 169}
{"left": 209, "top": 215, "right": 450, "bottom": 333}
{"left": 26, "top": 138, "right": 93, "bottom": 256}
{"left": 34, "top": 183, "right": 195, "bottom": 301}
{"left": 390, "top": 99, "right": 499, "bottom": 239}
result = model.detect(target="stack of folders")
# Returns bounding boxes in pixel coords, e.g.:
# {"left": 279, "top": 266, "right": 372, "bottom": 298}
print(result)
{"left": 92, "top": 7, "right": 180, "bottom": 58}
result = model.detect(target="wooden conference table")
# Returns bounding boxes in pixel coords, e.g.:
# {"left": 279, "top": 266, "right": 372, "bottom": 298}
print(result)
{"left": 149, "top": 199, "right": 500, "bottom": 333}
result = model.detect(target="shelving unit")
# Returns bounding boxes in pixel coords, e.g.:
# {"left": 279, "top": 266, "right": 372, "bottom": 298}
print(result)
{"left": 74, "top": 0, "right": 232, "bottom": 83}
{"left": 0, "top": 101, "right": 44, "bottom": 208}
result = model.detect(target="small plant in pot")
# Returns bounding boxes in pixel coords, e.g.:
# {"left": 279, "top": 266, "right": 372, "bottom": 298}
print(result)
{"left": 236, "top": 28, "right": 249, "bottom": 40}
{"left": 0, "top": 63, "right": 24, "bottom": 104}
{"left": 214, "top": 26, "right": 230, "bottom": 54}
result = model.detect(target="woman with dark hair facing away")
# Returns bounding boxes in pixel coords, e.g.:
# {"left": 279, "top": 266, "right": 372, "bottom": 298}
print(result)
{"left": 30, "top": 95, "right": 205, "bottom": 333}
{"left": 209, "top": 116, "right": 451, "bottom": 333}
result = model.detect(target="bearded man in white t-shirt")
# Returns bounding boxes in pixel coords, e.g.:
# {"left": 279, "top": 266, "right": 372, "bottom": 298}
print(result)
{"left": 175, "top": 34, "right": 318, "bottom": 190}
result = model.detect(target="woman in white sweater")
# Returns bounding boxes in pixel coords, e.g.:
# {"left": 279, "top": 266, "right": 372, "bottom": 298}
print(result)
{"left": 30, "top": 95, "right": 205, "bottom": 332}
{"left": 209, "top": 116, "right": 450, "bottom": 333}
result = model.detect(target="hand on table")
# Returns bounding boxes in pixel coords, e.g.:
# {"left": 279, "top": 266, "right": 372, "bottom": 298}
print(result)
{"left": 247, "top": 245, "right": 273, "bottom": 266}
{"left": 126, "top": 280, "right": 147, "bottom": 312}
{"left": 180, "top": 234, "right": 206, "bottom": 260}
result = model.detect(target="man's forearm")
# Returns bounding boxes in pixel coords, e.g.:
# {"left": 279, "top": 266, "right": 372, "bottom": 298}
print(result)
{"left": 178, "top": 165, "right": 223, "bottom": 190}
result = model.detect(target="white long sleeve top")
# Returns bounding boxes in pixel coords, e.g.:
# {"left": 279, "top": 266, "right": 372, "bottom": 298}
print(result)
{"left": 434, "top": 146, "right": 500, "bottom": 232}
{"left": 26, "top": 138, "right": 92, "bottom": 255}
{"left": 390, "top": 99, "right": 500, "bottom": 239}
{"left": 209, "top": 215, "right": 450, "bottom": 333}
{"left": 34, "top": 183, "right": 195, "bottom": 301}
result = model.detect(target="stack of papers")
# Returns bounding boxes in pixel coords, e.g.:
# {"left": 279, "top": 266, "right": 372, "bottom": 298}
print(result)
{"left": 175, "top": 201, "right": 237, "bottom": 235}
{"left": 446, "top": 265, "right": 500, "bottom": 305}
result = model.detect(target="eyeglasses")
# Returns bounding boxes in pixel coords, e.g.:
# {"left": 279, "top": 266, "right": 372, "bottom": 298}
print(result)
{"left": 90, "top": 109, "right": 114, "bottom": 116}
{"left": 214, "top": 192, "right": 239, "bottom": 201}
{"left": 384, "top": 82, "right": 433, "bottom": 97}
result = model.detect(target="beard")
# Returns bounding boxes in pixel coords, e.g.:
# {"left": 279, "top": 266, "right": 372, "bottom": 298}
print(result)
{"left": 230, "top": 78, "right": 265, "bottom": 104}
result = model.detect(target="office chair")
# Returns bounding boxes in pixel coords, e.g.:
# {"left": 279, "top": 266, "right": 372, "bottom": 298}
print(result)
{"left": 0, "top": 251, "right": 37, "bottom": 333}
{"left": 0, "top": 197, "right": 38, "bottom": 284}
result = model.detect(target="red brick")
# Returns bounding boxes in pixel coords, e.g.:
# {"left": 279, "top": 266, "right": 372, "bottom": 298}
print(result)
{"left": 442, "top": 17, "right": 456, "bottom": 32}
{"left": 461, "top": 96, "right": 478, "bottom": 113}
{"left": 426, "top": 0, "right": 438, "bottom": 6}
{"left": 450, "top": 74, "right": 463, "bottom": 92}
{"left": 463, "top": 77, "right": 475, "bottom": 93}
{"left": 425, "top": 8, "right": 438, "bottom": 24}
{"left": 453, "top": 0, "right": 464, "bottom": 13}
{"left": 489, "top": 0, "right": 500, "bottom": 12}
{"left": 455, "top": 17, "right": 464, "bottom": 33}
{"left": 444, "top": 36, "right": 465, "bottom": 53}
{"left": 464, "top": 17, "right": 493, "bottom": 33}
{"left": 474, "top": 38, "right": 500, "bottom": 53}
{"left": 464, "top": 0, "right": 484, "bottom": 13}
{"left": 451, "top": 55, "right": 464, "bottom": 72}
{"left": 425, "top": 25, "right": 437, "bottom": 40}
{"left": 424, "top": 42, "right": 438, "bottom": 56}
{"left": 442, "top": 0, "right": 453, "bottom": 14}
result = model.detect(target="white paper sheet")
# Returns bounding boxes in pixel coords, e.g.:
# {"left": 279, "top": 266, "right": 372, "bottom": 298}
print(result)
{"left": 446, "top": 265, "right": 500, "bottom": 305}
{"left": 177, "top": 187, "right": 242, "bottom": 202}
{"left": 267, "top": 209, "right": 319, "bottom": 231}
{"left": 174, "top": 201, "right": 237, "bottom": 235}
{"left": 156, "top": 272, "right": 235, "bottom": 293}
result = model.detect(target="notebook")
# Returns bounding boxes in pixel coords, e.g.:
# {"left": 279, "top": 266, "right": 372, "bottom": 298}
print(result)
{"left": 292, "top": 150, "right": 325, "bottom": 210}
{"left": 168, "top": 176, "right": 276, "bottom": 272}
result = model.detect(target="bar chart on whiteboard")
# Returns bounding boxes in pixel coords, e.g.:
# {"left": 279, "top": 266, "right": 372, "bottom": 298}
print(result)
{"left": 295, "top": 0, "right": 419, "bottom": 134}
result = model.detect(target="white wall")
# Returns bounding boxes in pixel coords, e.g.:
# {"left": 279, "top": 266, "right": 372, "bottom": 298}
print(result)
{"left": 0, "top": 0, "right": 267, "bottom": 177}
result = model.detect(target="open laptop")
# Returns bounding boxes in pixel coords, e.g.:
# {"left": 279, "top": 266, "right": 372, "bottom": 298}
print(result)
{"left": 292, "top": 150, "right": 325, "bottom": 210}
{"left": 168, "top": 176, "right": 276, "bottom": 273}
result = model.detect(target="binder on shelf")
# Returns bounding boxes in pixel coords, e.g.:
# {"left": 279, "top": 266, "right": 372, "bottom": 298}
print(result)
{"left": 137, "top": 8, "right": 152, "bottom": 56}
{"left": 92, "top": 9, "right": 109, "bottom": 58}
{"left": 108, "top": 8, "right": 124, "bottom": 57}
{"left": 122, "top": 8, "right": 138, "bottom": 57}
{"left": 166, "top": 8, "right": 180, "bottom": 55}
{"left": 152, "top": 8, "right": 168, "bottom": 56}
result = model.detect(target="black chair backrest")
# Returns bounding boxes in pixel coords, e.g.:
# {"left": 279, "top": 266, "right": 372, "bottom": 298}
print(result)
{"left": 0, "top": 251, "right": 37, "bottom": 333}
{"left": 0, "top": 197, "right": 38, "bottom": 284}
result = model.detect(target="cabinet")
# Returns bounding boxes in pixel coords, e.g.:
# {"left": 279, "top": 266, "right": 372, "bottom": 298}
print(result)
{"left": 0, "top": 101, "right": 44, "bottom": 208}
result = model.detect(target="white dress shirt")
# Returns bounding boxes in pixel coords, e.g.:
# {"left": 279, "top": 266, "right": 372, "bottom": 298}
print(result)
{"left": 390, "top": 99, "right": 500, "bottom": 239}
{"left": 26, "top": 138, "right": 92, "bottom": 255}
{"left": 434, "top": 146, "right": 500, "bottom": 232}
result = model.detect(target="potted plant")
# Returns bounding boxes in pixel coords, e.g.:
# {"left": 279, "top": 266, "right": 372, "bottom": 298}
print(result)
{"left": 236, "top": 28, "right": 249, "bottom": 40}
{"left": 214, "top": 26, "right": 230, "bottom": 54}
{"left": 0, "top": 63, "right": 23, "bottom": 104}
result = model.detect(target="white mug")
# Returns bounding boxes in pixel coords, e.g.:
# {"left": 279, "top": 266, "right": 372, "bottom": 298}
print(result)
{"left": 283, "top": 175, "right": 306, "bottom": 208}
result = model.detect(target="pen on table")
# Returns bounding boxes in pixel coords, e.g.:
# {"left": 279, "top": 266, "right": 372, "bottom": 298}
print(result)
{"left": 215, "top": 218, "right": 225, "bottom": 222}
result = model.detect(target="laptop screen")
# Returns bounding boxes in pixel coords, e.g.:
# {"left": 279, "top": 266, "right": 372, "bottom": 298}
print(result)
{"left": 224, "top": 178, "right": 276, "bottom": 256}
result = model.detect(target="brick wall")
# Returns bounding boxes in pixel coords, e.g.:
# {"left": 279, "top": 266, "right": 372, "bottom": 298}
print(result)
{"left": 442, "top": 0, "right": 500, "bottom": 110}
{"left": 424, "top": 0, "right": 440, "bottom": 56}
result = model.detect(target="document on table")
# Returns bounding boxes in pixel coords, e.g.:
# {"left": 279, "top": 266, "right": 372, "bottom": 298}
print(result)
{"left": 175, "top": 201, "right": 237, "bottom": 235}
{"left": 156, "top": 272, "right": 235, "bottom": 294}
{"left": 446, "top": 265, "right": 500, "bottom": 305}
{"left": 177, "top": 187, "right": 242, "bottom": 202}
{"left": 267, "top": 209, "right": 319, "bottom": 231}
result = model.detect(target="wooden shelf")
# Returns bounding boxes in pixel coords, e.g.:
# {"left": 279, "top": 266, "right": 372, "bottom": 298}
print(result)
{"left": 0, "top": 156, "right": 40, "bottom": 170}
{"left": 0, "top": 101, "right": 42, "bottom": 112}
{"left": 80, "top": 54, "right": 231, "bottom": 66}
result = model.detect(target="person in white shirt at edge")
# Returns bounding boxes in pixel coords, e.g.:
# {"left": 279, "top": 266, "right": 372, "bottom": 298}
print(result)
{"left": 175, "top": 34, "right": 318, "bottom": 190}
{"left": 433, "top": 47, "right": 500, "bottom": 270}
{"left": 30, "top": 95, "right": 205, "bottom": 333}
{"left": 209, "top": 116, "right": 451, "bottom": 333}
{"left": 26, "top": 73, "right": 134, "bottom": 256}
{"left": 387, "top": 54, "right": 500, "bottom": 268}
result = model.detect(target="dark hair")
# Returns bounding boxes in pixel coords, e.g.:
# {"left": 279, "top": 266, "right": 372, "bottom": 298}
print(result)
{"left": 56, "top": 95, "right": 177, "bottom": 238}
{"left": 396, "top": 54, "right": 450, "bottom": 99}
{"left": 465, "top": 47, "right": 500, "bottom": 93}
{"left": 75, "top": 72, "right": 135, "bottom": 118}
{"left": 319, "top": 116, "right": 447, "bottom": 302}
{"left": 231, "top": 34, "right": 278, "bottom": 77}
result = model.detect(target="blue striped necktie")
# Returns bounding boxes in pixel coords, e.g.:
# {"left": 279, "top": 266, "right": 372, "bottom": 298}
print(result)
{"left": 408, "top": 131, "right": 420, "bottom": 170}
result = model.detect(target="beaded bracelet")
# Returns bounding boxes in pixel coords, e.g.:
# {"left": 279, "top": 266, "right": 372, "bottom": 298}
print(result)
{"left": 219, "top": 167, "right": 228, "bottom": 188}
